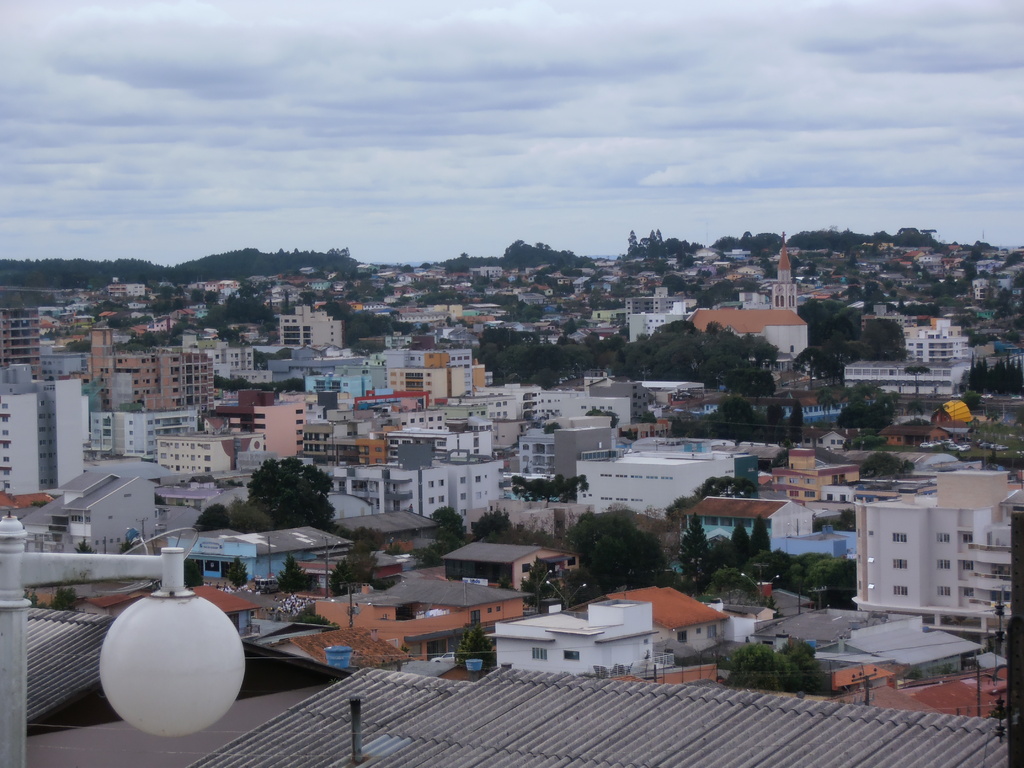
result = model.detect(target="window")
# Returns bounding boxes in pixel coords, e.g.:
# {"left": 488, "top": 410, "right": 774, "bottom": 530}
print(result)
{"left": 937, "top": 533, "right": 950, "bottom": 543}
{"left": 964, "top": 587, "right": 975, "bottom": 598}
{"left": 470, "top": 610, "right": 480, "bottom": 625}
{"left": 894, "top": 585, "right": 908, "bottom": 596}
{"left": 938, "top": 586, "right": 951, "bottom": 596}
{"left": 937, "top": 559, "right": 950, "bottom": 570}
{"left": 892, "top": 532, "right": 907, "bottom": 542}
{"left": 531, "top": 647, "right": 547, "bottom": 661}
{"left": 677, "top": 630, "right": 688, "bottom": 643}
{"left": 563, "top": 650, "right": 580, "bottom": 661}
{"left": 962, "top": 560, "right": 975, "bottom": 571}
{"left": 893, "top": 559, "right": 907, "bottom": 569}
{"left": 962, "top": 533, "right": 974, "bottom": 544}
{"left": 707, "top": 625, "right": 717, "bottom": 639}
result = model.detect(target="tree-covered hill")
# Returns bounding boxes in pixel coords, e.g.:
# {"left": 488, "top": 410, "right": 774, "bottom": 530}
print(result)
{"left": 0, "top": 247, "right": 358, "bottom": 290}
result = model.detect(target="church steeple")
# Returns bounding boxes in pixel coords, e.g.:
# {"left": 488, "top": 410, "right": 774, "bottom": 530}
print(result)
{"left": 772, "top": 232, "right": 797, "bottom": 310}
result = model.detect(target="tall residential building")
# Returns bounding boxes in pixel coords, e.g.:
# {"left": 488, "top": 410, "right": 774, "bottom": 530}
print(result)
{"left": 86, "top": 328, "right": 214, "bottom": 412}
{"left": 0, "top": 308, "right": 41, "bottom": 377}
{"left": 904, "top": 318, "right": 969, "bottom": 363}
{"left": 89, "top": 408, "right": 198, "bottom": 459}
{"left": 181, "top": 334, "right": 255, "bottom": 378}
{"left": 0, "top": 364, "right": 85, "bottom": 493}
{"left": 279, "top": 305, "right": 345, "bottom": 348}
{"left": 208, "top": 390, "right": 304, "bottom": 457}
{"left": 855, "top": 471, "right": 1012, "bottom": 636}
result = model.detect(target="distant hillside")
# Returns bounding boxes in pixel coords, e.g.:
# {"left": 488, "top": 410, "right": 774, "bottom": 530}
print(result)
{"left": 442, "top": 240, "right": 592, "bottom": 273}
{"left": 0, "top": 247, "right": 359, "bottom": 290}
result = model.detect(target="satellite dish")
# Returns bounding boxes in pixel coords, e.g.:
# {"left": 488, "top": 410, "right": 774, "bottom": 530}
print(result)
{"left": 98, "top": 528, "right": 201, "bottom": 594}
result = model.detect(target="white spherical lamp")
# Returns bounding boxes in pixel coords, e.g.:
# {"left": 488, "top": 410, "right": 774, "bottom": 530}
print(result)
{"left": 99, "top": 549, "right": 245, "bottom": 737}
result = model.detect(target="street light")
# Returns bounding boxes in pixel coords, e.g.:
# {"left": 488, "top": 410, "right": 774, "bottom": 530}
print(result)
{"left": 0, "top": 514, "right": 245, "bottom": 768}
{"left": 545, "top": 579, "right": 587, "bottom": 610}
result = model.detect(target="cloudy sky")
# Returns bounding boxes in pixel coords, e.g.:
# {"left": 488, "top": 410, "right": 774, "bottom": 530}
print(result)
{"left": 3, "top": 0, "right": 1022, "bottom": 265}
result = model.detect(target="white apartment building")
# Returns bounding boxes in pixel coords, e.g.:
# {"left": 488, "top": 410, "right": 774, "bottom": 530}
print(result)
{"left": 518, "top": 428, "right": 555, "bottom": 475}
{"left": 333, "top": 456, "right": 502, "bottom": 520}
{"left": 532, "top": 391, "right": 636, "bottom": 428}
{"left": 0, "top": 365, "right": 84, "bottom": 493}
{"left": 576, "top": 451, "right": 740, "bottom": 513}
{"left": 627, "top": 303, "right": 691, "bottom": 342}
{"left": 904, "top": 318, "right": 969, "bottom": 363}
{"left": 279, "top": 305, "right": 345, "bottom": 348}
{"left": 493, "top": 600, "right": 659, "bottom": 676}
{"left": 90, "top": 408, "right": 199, "bottom": 459}
{"left": 855, "top": 471, "right": 1012, "bottom": 636}
{"left": 843, "top": 360, "right": 971, "bottom": 396}
{"left": 444, "top": 388, "right": 540, "bottom": 421}
{"left": 385, "top": 427, "right": 493, "bottom": 463}
{"left": 156, "top": 432, "right": 266, "bottom": 474}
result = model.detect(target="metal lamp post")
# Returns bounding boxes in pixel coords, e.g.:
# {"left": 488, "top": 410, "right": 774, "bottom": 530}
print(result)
{"left": 0, "top": 514, "right": 245, "bottom": 768}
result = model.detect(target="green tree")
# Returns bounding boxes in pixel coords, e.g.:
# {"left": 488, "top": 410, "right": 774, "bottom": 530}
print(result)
{"left": 788, "top": 401, "right": 804, "bottom": 444}
{"left": 567, "top": 511, "right": 665, "bottom": 592}
{"left": 522, "top": 557, "right": 550, "bottom": 612}
{"left": 707, "top": 567, "right": 759, "bottom": 603}
{"left": 195, "top": 503, "right": 231, "bottom": 531}
{"left": 679, "top": 514, "right": 711, "bottom": 592}
{"left": 50, "top": 586, "right": 78, "bottom": 611}
{"left": 329, "top": 558, "right": 354, "bottom": 596}
{"left": 226, "top": 556, "right": 249, "bottom": 588}
{"left": 472, "top": 510, "right": 512, "bottom": 541}
{"left": 184, "top": 558, "right": 204, "bottom": 588}
{"left": 456, "top": 622, "right": 496, "bottom": 669}
{"left": 729, "top": 643, "right": 784, "bottom": 691}
{"left": 731, "top": 524, "right": 751, "bottom": 564}
{"left": 779, "top": 640, "right": 824, "bottom": 693}
{"left": 860, "top": 452, "right": 914, "bottom": 478}
{"left": 277, "top": 553, "right": 311, "bottom": 593}
{"left": 749, "top": 515, "right": 771, "bottom": 556}
{"left": 510, "top": 474, "right": 589, "bottom": 503}
{"left": 248, "top": 457, "right": 335, "bottom": 531}
{"left": 431, "top": 506, "right": 466, "bottom": 550}
{"left": 75, "top": 540, "right": 95, "bottom": 554}
{"left": 227, "top": 498, "right": 274, "bottom": 533}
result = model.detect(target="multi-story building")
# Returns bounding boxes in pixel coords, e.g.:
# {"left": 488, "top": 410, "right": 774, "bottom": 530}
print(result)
{"left": 904, "top": 318, "right": 969, "bottom": 363}
{"left": 333, "top": 449, "right": 502, "bottom": 520}
{"left": 156, "top": 432, "right": 265, "bottom": 474}
{"left": 388, "top": 353, "right": 473, "bottom": 399}
{"left": 181, "top": 334, "right": 254, "bottom": 378}
{"left": 771, "top": 448, "right": 860, "bottom": 503}
{"left": 576, "top": 450, "right": 756, "bottom": 514}
{"left": 208, "top": 390, "right": 304, "bottom": 457}
{"left": 855, "top": 471, "right": 1012, "bottom": 636}
{"left": 278, "top": 305, "right": 345, "bottom": 348}
{"left": 383, "top": 348, "right": 486, "bottom": 396}
{"left": 40, "top": 346, "right": 88, "bottom": 379}
{"left": 0, "top": 365, "right": 84, "bottom": 493}
{"left": 625, "top": 287, "right": 694, "bottom": 315}
{"left": 843, "top": 360, "right": 971, "bottom": 396}
{"left": 0, "top": 308, "right": 41, "bottom": 377}
{"left": 86, "top": 328, "right": 214, "bottom": 412}
{"left": 90, "top": 408, "right": 198, "bottom": 459}
{"left": 627, "top": 304, "right": 691, "bottom": 342}
{"left": 385, "top": 427, "right": 492, "bottom": 463}
{"left": 106, "top": 281, "right": 147, "bottom": 298}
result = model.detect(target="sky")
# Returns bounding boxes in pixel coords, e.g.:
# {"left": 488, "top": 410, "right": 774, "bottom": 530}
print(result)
{"left": 2, "top": 0, "right": 1022, "bottom": 266}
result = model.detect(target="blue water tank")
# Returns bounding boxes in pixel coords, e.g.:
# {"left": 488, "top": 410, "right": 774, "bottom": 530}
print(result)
{"left": 325, "top": 645, "right": 354, "bottom": 669}
{"left": 465, "top": 658, "right": 483, "bottom": 672}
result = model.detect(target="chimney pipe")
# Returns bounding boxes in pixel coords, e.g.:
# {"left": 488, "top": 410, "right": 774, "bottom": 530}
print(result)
{"left": 350, "top": 698, "right": 363, "bottom": 764}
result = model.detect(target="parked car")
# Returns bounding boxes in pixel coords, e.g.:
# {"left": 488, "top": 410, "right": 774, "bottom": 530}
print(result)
{"left": 431, "top": 651, "right": 456, "bottom": 663}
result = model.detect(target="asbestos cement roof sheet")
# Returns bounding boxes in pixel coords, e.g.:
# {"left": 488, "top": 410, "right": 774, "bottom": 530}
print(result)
{"left": 188, "top": 667, "right": 1006, "bottom": 768}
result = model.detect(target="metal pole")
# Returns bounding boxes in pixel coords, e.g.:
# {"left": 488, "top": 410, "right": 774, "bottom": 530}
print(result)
{"left": 1, "top": 514, "right": 168, "bottom": 768}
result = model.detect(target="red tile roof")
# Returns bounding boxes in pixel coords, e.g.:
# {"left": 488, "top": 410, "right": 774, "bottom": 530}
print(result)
{"left": 193, "top": 585, "right": 262, "bottom": 614}
{"left": 289, "top": 628, "right": 408, "bottom": 667}
{"left": 690, "top": 308, "right": 806, "bottom": 333}
{"left": 605, "top": 587, "right": 727, "bottom": 629}
{"left": 687, "top": 497, "right": 788, "bottom": 520}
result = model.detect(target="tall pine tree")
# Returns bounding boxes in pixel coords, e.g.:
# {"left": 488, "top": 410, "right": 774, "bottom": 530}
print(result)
{"left": 680, "top": 515, "right": 711, "bottom": 592}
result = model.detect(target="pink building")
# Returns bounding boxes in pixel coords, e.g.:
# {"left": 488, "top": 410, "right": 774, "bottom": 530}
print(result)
{"left": 210, "top": 390, "right": 304, "bottom": 457}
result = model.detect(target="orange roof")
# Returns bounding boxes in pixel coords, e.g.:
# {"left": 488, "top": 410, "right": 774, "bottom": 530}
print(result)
{"left": 289, "top": 628, "right": 408, "bottom": 667}
{"left": 902, "top": 671, "right": 1007, "bottom": 717}
{"left": 193, "top": 585, "right": 262, "bottom": 614}
{"left": 605, "top": 586, "right": 727, "bottom": 629}
{"left": 0, "top": 491, "right": 53, "bottom": 509}
{"left": 81, "top": 592, "right": 148, "bottom": 609}
{"left": 688, "top": 496, "right": 788, "bottom": 520}
{"left": 690, "top": 308, "right": 805, "bottom": 334}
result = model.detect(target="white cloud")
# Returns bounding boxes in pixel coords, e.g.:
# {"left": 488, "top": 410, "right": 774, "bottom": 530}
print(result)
{"left": 0, "top": 0, "right": 1021, "bottom": 264}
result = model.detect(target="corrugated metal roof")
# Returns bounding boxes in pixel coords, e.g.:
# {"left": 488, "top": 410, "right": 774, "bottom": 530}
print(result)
{"left": 187, "top": 667, "right": 1007, "bottom": 768}
{"left": 27, "top": 608, "right": 113, "bottom": 722}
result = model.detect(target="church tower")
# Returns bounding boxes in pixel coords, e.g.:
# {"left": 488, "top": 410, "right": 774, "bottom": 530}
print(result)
{"left": 772, "top": 233, "right": 798, "bottom": 310}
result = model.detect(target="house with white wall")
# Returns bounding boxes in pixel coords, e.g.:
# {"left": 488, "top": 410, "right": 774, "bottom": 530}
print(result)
{"left": 492, "top": 599, "right": 657, "bottom": 676}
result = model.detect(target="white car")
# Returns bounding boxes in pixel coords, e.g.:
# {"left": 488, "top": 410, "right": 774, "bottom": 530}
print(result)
{"left": 431, "top": 651, "right": 456, "bottom": 663}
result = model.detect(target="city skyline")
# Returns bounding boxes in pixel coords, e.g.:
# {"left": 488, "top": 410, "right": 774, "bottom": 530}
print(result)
{"left": 3, "top": 0, "right": 1021, "bottom": 266}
